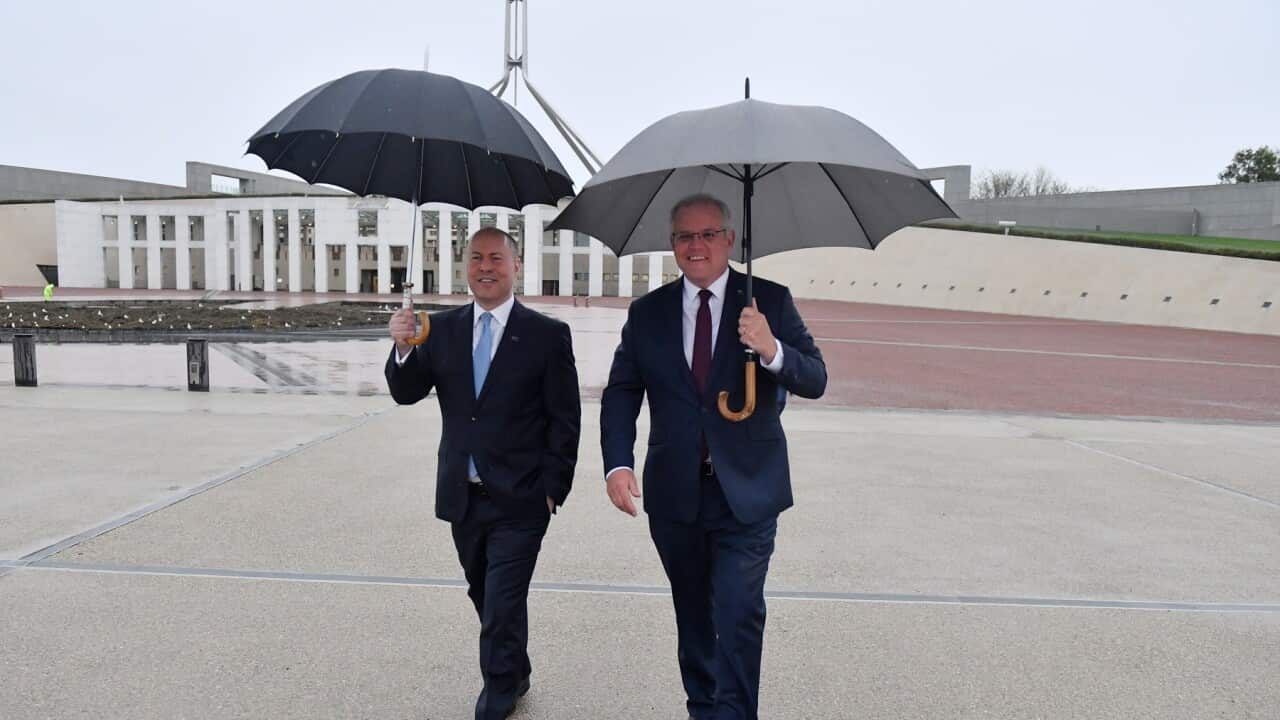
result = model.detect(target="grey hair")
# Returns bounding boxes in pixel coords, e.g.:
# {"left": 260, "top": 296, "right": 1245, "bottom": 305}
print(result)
{"left": 467, "top": 226, "right": 521, "bottom": 255}
{"left": 670, "top": 193, "right": 731, "bottom": 228}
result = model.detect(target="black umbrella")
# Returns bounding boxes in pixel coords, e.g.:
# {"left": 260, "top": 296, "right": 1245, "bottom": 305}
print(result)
{"left": 247, "top": 68, "right": 575, "bottom": 344}
{"left": 549, "top": 80, "right": 955, "bottom": 420}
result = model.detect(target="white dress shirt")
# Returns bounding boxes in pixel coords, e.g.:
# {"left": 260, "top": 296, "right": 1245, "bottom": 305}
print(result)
{"left": 395, "top": 294, "right": 515, "bottom": 365}
{"left": 680, "top": 270, "right": 783, "bottom": 373}
{"left": 606, "top": 270, "right": 784, "bottom": 481}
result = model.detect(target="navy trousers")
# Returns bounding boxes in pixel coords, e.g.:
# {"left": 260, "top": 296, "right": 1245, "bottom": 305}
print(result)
{"left": 649, "top": 471, "right": 778, "bottom": 720}
{"left": 451, "top": 488, "right": 550, "bottom": 720}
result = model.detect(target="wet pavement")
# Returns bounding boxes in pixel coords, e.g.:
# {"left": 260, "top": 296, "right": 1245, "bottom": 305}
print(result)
{"left": 0, "top": 305, "right": 622, "bottom": 397}
{"left": 2, "top": 296, "right": 1279, "bottom": 718}
{"left": 5, "top": 297, "right": 1280, "bottom": 421}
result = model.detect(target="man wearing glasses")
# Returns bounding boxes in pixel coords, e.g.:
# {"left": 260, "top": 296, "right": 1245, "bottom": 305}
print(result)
{"left": 600, "top": 194, "right": 827, "bottom": 720}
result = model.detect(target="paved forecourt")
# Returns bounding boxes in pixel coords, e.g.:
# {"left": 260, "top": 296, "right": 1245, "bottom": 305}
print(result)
{"left": 1, "top": 298, "right": 1279, "bottom": 718}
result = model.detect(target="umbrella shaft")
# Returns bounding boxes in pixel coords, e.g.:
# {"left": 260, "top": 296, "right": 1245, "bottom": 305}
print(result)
{"left": 403, "top": 199, "right": 419, "bottom": 309}
{"left": 743, "top": 166, "right": 754, "bottom": 304}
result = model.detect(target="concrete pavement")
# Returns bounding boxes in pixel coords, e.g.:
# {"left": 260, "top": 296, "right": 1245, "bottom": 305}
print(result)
{"left": 2, "top": 384, "right": 1278, "bottom": 718}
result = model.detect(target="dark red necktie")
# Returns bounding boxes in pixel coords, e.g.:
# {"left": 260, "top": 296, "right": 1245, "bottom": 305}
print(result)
{"left": 692, "top": 289, "right": 713, "bottom": 467}
{"left": 691, "top": 288, "right": 712, "bottom": 394}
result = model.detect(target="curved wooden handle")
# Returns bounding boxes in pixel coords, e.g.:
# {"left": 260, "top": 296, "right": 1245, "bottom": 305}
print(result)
{"left": 405, "top": 310, "right": 431, "bottom": 346}
{"left": 717, "top": 361, "right": 757, "bottom": 422}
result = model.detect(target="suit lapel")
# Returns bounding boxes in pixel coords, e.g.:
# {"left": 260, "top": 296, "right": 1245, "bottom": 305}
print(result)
{"left": 708, "top": 269, "right": 747, "bottom": 396}
{"left": 665, "top": 280, "right": 699, "bottom": 399}
{"left": 456, "top": 303, "right": 477, "bottom": 409}
{"left": 475, "top": 300, "right": 521, "bottom": 408}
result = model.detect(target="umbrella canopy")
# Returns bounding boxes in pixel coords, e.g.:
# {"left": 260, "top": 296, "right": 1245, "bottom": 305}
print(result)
{"left": 548, "top": 90, "right": 956, "bottom": 422}
{"left": 246, "top": 68, "right": 574, "bottom": 209}
{"left": 548, "top": 97, "right": 954, "bottom": 257}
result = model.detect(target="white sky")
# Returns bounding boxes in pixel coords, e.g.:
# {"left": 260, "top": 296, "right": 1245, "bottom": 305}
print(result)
{"left": 2, "top": 0, "right": 1276, "bottom": 193}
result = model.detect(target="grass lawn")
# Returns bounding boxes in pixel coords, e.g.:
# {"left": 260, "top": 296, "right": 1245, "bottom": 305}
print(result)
{"left": 920, "top": 221, "right": 1280, "bottom": 261}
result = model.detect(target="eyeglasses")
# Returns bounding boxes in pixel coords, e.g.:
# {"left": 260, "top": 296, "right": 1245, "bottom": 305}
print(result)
{"left": 671, "top": 228, "right": 728, "bottom": 244}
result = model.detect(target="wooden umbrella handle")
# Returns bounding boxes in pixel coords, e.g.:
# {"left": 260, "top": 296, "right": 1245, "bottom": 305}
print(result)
{"left": 406, "top": 310, "right": 431, "bottom": 346}
{"left": 402, "top": 283, "right": 430, "bottom": 346}
{"left": 717, "top": 360, "right": 756, "bottom": 422}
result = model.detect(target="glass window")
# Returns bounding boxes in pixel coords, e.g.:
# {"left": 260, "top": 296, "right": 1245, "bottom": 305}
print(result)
{"left": 300, "top": 210, "right": 315, "bottom": 246}
{"left": 211, "top": 174, "right": 243, "bottom": 194}
{"left": 358, "top": 210, "right": 378, "bottom": 237}
{"left": 102, "top": 215, "right": 118, "bottom": 243}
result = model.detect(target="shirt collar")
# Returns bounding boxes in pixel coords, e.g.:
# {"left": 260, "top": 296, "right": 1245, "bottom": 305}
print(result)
{"left": 682, "top": 268, "right": 730, "bottom": 305}
{"left": 473, "top": 294, "right": 516, "bottom": 328}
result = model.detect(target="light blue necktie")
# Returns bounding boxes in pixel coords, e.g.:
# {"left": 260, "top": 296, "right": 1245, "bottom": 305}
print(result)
{"left": 468, "top": 311, "right": 493, "bottom": 478}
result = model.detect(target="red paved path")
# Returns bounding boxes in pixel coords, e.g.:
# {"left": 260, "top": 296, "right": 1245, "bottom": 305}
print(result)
{"left": 794, "top": 300, "right": 1280, "bottom": 422}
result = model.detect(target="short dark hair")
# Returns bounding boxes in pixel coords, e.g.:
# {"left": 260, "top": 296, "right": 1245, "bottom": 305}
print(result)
{"left": 468, "top": 226, "right": 521, "bottom": 255}
{"left": 670, "top": 194, "right": 731, "bottom": 228}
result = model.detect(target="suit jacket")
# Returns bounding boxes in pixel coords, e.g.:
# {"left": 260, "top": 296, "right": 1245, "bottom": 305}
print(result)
{"left": 601, "top": 269, "right": 827, "bottom": 525}
{"left": 386, "top": 300, "right": 581, "bottom": 523}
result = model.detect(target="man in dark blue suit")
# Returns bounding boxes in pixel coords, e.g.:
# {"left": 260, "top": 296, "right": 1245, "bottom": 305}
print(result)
{"left": 386, "top": 228, "right": 580, "bottom": 720}
{"left": 601, "top": 194, "right": 827, "bottom": 720}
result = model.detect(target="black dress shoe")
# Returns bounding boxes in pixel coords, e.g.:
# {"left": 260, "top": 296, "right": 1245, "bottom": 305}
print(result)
{"left": 503, "top": 677, "right": 531, "bottom": 717}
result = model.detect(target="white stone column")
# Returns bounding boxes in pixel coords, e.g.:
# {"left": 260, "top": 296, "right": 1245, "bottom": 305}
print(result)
{"left": 588, "top": 238, "right": 604, "bottom": 296}
{"left": 345, "top": 240, "right": 359, "bottom": 294}
{"left": 262, "top": 205, "right": 277, "bottom": 292}
{"left": 618, "top": 255, "right": 633, "bottom": 297}
{"left": 557, "top": 230, "right": 573, "bottom": 296}
{"left": 314, "top": 240, "right": 329, "bottom": 293}
{"left": 208, "top": 207, "right": 229, "bottom": 291}
{"left": 409, "top": 206, "right": 425, "bottom": 296}
{"left": 176, "top": 215, "right": 192, "bottom": 290}
{"left": 314, "top": 204, "right": 332, "bottom": 294}
{"left": 439, "top": 210, "right": 453, "bottom": 295}
{"left": 117, "top": 210, "right": 133, "bottom": 289}
{"left": 466, "top": 208, "right": 481, "bottom": 295}
{"left": 648, "top": 252, "right": 663, "bottom": 292}
{"left": 522, "top": 205, "right": 542, "bottom": 296}
{"left": 145, "top": 214, "right": 162, "bottom": 289}
{"left": 235, "top": 209, "right": 251, "bottom": 291}
{"left": 288, "top": 207, "right": 302, "bottom": 292}
{"left": 377, "top": 234, "right": 392, "bottom": 296}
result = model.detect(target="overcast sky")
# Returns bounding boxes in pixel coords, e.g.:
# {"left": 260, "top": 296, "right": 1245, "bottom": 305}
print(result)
{"left": 2, "top": 0, "right": 1276, "bottom": 194}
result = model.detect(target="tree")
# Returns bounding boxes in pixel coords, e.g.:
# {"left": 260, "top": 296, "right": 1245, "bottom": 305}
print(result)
{"left": 1218, "top": 146, "right": 1280, "bottom": 183}
{"left": 972, "top": 166, "right": 1077, "bottom": 199}
{"left": 1030, "top": 166, "right": 1074, "bottom": 195}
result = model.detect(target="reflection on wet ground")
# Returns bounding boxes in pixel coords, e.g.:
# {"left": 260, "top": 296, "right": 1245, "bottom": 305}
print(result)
{"left": 0, "top": 309, "right": 624, "bottom": 398}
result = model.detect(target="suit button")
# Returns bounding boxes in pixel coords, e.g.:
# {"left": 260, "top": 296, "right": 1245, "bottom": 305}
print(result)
{"left": 470, "top": 416, "right": 476, "bottom": 422}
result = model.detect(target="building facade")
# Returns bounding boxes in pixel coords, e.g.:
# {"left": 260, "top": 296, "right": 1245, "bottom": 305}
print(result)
{"left": 49, "top": 195, "right": 679, "bottom": 298}
{"left": 8, "top": 161, "right": 1275, "bottom": 294}
{"left": 1, "top": 161, "right": 679, "bottom": 294}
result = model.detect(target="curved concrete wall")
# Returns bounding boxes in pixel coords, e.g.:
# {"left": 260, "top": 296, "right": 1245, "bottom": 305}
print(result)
{"left": 752, "top": 227, "right": 1280, "bottom": 336}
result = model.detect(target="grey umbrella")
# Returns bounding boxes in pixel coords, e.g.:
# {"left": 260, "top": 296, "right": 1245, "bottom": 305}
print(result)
{"left": 549, "top": 82, "right": 956, "bottom": 419}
